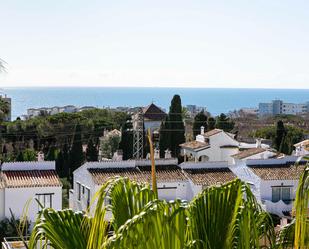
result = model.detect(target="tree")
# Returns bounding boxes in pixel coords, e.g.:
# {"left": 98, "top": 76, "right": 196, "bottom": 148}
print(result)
{"left": 207, "top": 117, "right": 216, "bottom": 130}
{"left": 119, "top": 116, "right": 133, "bottom": 160}
{"left": 100, "top": 131, "right": 121, "bottom": 159}
{"left": 56, "top": 143, "right": 70, "bottom": 178}
{"left": 28, "top": 177, "right": 281, "bottom": 249}
{"left": 69, "top": 124, "right": 84, "bottom": 179}
{"left": 0, "top": 98, "right": 9, "bottom": 122}
{"left": 215, "top": 113, "right": 234, "bottom": 132}
{"left": 192, "top": 111, "right": 208, "bottom": 137}
{"left": 275, "top": 120, "right": 286, "bottom": 151}
{"left": 86, "top": 138, "right": 98, "bottom": 161}
{"left": 168, "top": 95, "right": 185, "bottom": 157}
{"left": 46, "top": 145, "right": 59, "bottom": 161}
{"left": 21, "top": 148, "right": 37, "bottom": 161}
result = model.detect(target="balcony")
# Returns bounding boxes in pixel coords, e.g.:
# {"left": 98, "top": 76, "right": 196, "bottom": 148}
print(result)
{"left": 262, "top": 199, "right": 293, "bottom": 217}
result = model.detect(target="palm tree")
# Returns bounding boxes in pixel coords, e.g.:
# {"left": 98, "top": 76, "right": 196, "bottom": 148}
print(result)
{"left": 277, "top": 161, "right": 309, "bottom": 249}
{"left": 28, "top": 177, "right": 277, "bottom": 249}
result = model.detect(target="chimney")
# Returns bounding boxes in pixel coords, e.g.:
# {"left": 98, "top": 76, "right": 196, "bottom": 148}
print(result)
{"left": 256, "top": 138, "right": 262, "bottom": 148}
{"left": 201, "top": 126, "right": 205, "bottom": 135}
{"left": 37, "top": 151, "right": 45, "bottom": 162}
{"left": 154, "top": 148, "right": 160, "bottom": 159}
{"left": 164, "top": 149, "right": 172, "bottom": 159}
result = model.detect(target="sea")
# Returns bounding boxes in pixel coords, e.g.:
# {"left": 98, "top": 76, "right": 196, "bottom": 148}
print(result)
{"left": 1, "top": 87, "right": 309, "bottom": 120}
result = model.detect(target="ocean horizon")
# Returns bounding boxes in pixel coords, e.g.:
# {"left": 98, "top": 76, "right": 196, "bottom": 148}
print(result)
{"left": 2, "top": 87, "right": 309, "bottom": 120}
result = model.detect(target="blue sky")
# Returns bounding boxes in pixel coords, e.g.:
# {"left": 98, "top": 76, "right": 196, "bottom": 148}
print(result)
{"left": 0, "top": 0, "right": 309, "bottom": 88}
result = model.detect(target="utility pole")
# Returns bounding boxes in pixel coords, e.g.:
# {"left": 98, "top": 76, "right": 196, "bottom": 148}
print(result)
{"left": 133, "top": 108, "right": 144, "bottom": 159}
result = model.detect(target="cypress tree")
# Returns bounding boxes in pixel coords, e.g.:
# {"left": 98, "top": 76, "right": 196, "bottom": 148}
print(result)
{"left": 275, "top": 120, "right": 286, "bottom": 150}
{"left": 192, "top": 111, "right": 208, "bottom": 137}
{"left": 119, "top": 115, "right": 134, "bottom": 160}
{"left": 69, "top": 124, "right": 84, "bottom": 179}
{"left": 168, "top": 95, "right": 185, "bottom": 157}
{"left": 86, "top": 138, "right": 98, "bottom": 161}
{"left": 279, "top": 134, "right": 290, "bottom": 154}
{"left": 46, "top": 145, "right": 58, "bottom": 161}
{"left": 207, "top": 117, "right": 216, "bottom": 130}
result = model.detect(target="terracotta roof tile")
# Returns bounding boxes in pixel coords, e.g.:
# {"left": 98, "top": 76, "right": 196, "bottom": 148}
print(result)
{"left": 249, "top": 165, "right": 306, "bottom": 180}
{"left": 138, "top": 165, "right": 187, "bottom": 182}
{"left": 88, "top": 165, "right": 187, "bottom": 185}
{"left": 202, "top": 129, "right": 222, "bottom": 137}
{"left": 2, "top": 170, "right": 62, "bottom": 188}
{"left": 232, "top": 148, "right": 266, "bottom": 159}
{"left": 88, "top": 168, "right": 145, "bottom": 184}
{"left": 180, "top": 141, "right": 209, "bottom": 150}
{"left": 184, "top": 168, "right": 236, "bottom": 186}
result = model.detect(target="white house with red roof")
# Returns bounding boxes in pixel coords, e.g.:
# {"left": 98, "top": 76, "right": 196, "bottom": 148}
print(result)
{"left": 0, "top": 161, "right": 62, "bottom": 222}
{"left": 294, "top": 139, "right": 309, "bottom": 156}
{"left": 180, "top": 128, "right": 271, "bottom": 164}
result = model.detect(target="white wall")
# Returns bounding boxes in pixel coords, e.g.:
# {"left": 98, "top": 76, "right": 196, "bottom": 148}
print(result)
{"left": 144, "top": 120, "right": 162, "bottom": 132}
{"left": 72, "top": 166, "right": 96, "bottom": 212}
{"left": 259, "top": 179, "right": 298, "bottom": 202}
{"left": 4, "top": 186, "right": 62, "bottom": 222}
{"left": 0, "top": 188, "right": 4, "bottom": 220}
{"left": 157, "top": 181, "right": 188, "bottom": 201}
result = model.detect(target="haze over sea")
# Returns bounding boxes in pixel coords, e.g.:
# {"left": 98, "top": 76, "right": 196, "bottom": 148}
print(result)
{"left": 2, "top": 87, "right": 309, "bottom": 120}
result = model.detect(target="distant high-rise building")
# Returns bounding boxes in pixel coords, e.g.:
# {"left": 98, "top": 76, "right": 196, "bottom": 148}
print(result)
{"left": 258, "top": 99, "right": 308, "bottom": 116}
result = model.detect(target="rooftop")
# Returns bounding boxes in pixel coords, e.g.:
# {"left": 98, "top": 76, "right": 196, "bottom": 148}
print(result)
{"left": 232, "top": 148, "right": 266, "bottom": 159}
{"left": 1, "top": 170, "right": 62, "bottom": 188}
{"left": 88, "top": 164, "right": 187, "bottom": 184}
{"left": 183, "top": 167, "right": 236, "bottom": 186}
{"left": 249, "top": 165, "right": 306, "bottom": 180}
{"left": 202, "top": 129, "right": 223, "bottom": 137}
{"left": 180, "top": 140, "right": 209, "bottom": 150}
{"left": 142, "top": 103, "right": 167, "bottom": 121}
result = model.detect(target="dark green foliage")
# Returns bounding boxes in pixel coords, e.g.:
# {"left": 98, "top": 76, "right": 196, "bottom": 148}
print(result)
{"left": 0, "top": 98, "right": 10, "bottom": 122}
{"left": 253, "top": 122, "right": 304, "bottom": 155}
{"left": 46, "top": 145, "right": 59, "bottom": 161}
{"left": 159, "top": 95, "right": 185, "bottom": 158}
{"left": 207, "top": 117, "right": 216, "bottom": 130}
{"left": 119, "top": 116, "right": 133, "bottom": 160}
{"left": 69, "top": 124, "right": 85, "bottom": 179}
{"left": 215, "top": 113, "right": 234, "bottom": 132}
{"left": 275, "top": 120, "right": 286, "bottom": 150}
{"left": 15, "top": 148, "right": 37, "bottom": 161}
{"left": 86, "top": 138, "right": 98, "bottom": 161}
{"left": 56, "top": 143, "right": 70, "bottom": 178}
{"left": 0, "top": 217, "right": 30, "bottom": 242}
{"left": 192, "top": 111, "right": 208, "bottom": 137}
{"left": 0, "top": 109, "right": 127, "bottom": 162}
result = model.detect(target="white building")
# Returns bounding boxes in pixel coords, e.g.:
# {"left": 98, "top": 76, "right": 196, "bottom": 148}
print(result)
{"left": 180, "top": 128, "right": 270, "bottom": 164}
{"left": 231, "top": 156, "right": 307, "bottom": 217}
{"left": 70, "top": 159, "right": 188, "bottom": 213}
{"left": 0, "top": 161, "right": 62, "bottom": 222}
{"left": 180, "top": 161, "right": 236, "bottom": 200}
{"left": 259, "top": 100, "right": 309, "bottom": 116}
{"left": 70, "top": 157, "right": 239, "bottom": 215}
{"left": 293, "top": 139, "right": 309, "bottom": 157}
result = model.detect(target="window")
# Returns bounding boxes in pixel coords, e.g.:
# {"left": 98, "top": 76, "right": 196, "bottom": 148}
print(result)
{"left": 86, "top": 188, "right": 90, "bottom": 207}
{"left": 272, "top": 186, "right": 291, "bottom": 203}
{"left": 36, "top": 193, "right": 54, "bottom": 211}
{"left": 77, "top": 182, "right": 81, "bottom": 201}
